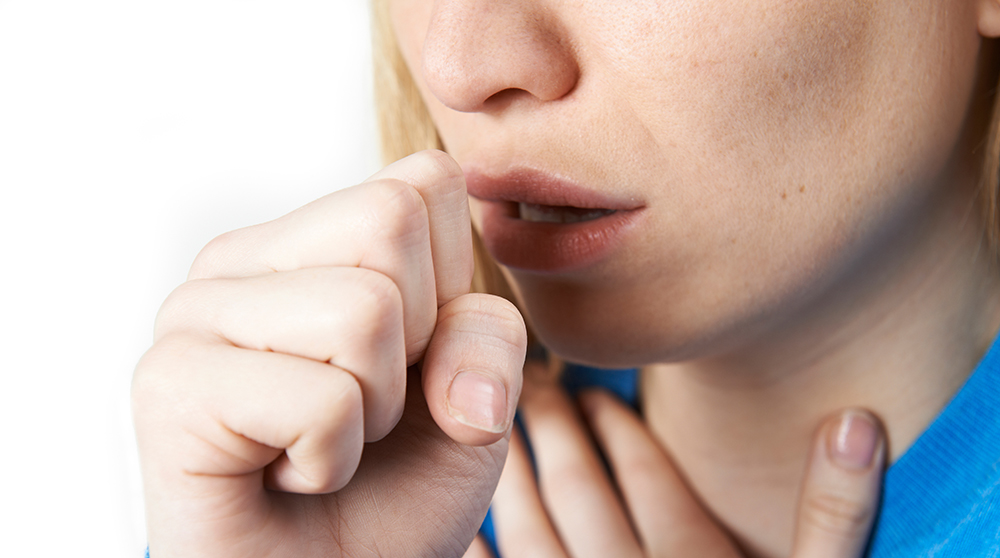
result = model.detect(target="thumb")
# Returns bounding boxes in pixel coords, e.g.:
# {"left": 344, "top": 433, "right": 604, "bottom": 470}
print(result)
{"left": 421, "top": 293, "right": 527, "bottom": 446}
{"left": 791, "top": 409, "right": 886, "bottom": 558}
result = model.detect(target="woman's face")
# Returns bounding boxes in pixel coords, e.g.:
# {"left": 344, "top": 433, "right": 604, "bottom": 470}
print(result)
{"left": 389, "top": 0, "right": 990, "bottom": 367}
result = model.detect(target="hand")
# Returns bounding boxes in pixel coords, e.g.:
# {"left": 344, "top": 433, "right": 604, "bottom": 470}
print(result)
{"left": 477, "top": 364, "right": 885, "bottom": 558}
{"left": 132, "top": 150, "right": 527, "bottom": 558}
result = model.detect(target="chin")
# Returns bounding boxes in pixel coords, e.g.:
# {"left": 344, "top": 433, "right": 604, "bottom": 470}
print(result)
{"left": 506, "top": 263, "right": 788, "bottom": 370}
{"left": 534, "top": 326, "right": 658, "bottom": 369}
{"left": 512, "top": 280, "right": 705, "bottom": 369}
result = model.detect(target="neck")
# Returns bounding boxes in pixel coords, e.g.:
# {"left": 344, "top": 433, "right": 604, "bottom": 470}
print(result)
{"left": 641, "top": 180, "right": 1000, "bottom": 558}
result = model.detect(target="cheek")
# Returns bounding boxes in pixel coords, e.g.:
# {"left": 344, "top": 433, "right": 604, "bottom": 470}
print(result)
{"left": 713, "top": 1, "right": 876, "bottom": 138}
{"left": 523, "top": 2, "right": 982, "bottom": 365}
{"left": 638, "top": 0, "right": 975, "bottom": 199}
{"left": 666, "top": 2, "right": 883, "bottom": 283}
{"left": 629, "top": 0, "right": 879, "bottom": 176}
{"left": 626, "top": 0, "right": 978, "bottom": 281}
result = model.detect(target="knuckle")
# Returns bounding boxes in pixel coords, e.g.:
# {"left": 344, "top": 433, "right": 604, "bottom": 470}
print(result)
{"left": 131, "top": 349, "right": 164, "bottom": 415}
{"left": 341, "top": 268, "right": 404, "bottom": 338}
{"left": 413, "top": 149, "right": 465, "bottom": 184}
{"left": 312, "top": 376, "right": 362, "bottom": 436}
{"left": 365, "top": 178, "right": 429, "bottom": 241}
{"left": 153, "top": 279, "right": 215, "bottom": 339}
{"left": 132, "top": 333, "right": 203, "bottom": 423}
{"left": 189, "top": 229, "right": 247, "bottom": 280}
{"left": 801, "top": 492, "right": 876, "bottom": 537}
{"left": 302, "top": 376, "right": 363, "bottom": 492}
{"left": 475, "top": 294, "right": 525, "bottom": 326}
{"left": 441, "top": 294, "right": 527, "bottom": 350}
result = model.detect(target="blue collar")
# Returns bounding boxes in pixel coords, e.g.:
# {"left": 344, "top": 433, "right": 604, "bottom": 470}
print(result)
{"left": 867, "top": 333, "right": 1000, "bottom": 556}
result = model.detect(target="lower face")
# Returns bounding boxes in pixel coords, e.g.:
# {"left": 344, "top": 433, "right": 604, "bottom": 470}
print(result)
{"left": 391, "top": 0, "right": 987, "bottom": 367}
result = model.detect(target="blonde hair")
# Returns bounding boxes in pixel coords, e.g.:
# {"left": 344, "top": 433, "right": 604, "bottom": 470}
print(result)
{"left": 370, "top": 2, "right": 1000, "bottom": 265}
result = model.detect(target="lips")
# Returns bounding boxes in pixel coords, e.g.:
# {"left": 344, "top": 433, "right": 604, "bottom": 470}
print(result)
{"left": 465, "top": 168, "right": 644, "bottom": 272}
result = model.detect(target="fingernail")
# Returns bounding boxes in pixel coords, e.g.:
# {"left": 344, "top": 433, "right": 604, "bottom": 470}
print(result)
{"left": 828, "top": 410, "right": 879, "bottom": 470}
{"left": 447, "top": 371, "right": 508, "bottom": 433}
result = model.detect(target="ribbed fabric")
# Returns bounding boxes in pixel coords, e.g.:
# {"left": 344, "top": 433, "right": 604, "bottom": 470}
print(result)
{"left": 868, "top": 333, "right": 1000, "bottom": 557}
{"left": 483, "top": 343, "right": 1000, "bottom": 557}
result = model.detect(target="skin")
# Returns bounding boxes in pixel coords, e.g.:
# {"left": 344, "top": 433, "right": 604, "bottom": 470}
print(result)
{"left": 134, "top": 154, "right": 531, "bottom": 557}
{"left": 389, "top": 0, "right": 1000, "bottom": 556}
{"left": 132, "top": 1, "right": 1000, "bottom": 557}
{"left": 134, "top": 151, "right": 885, "bottom": 558}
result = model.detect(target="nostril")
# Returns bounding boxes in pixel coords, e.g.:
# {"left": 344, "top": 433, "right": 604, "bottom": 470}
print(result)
{"left": 419, "top": 2, "right": 580, "bottom": 114}
{"left": 482, "top": 88, "right": 533, "bottom": 111}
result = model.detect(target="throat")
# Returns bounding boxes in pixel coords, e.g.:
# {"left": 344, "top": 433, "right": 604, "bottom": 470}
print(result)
{"left": 641, "top": 366, "right": 815, "bottom": 558}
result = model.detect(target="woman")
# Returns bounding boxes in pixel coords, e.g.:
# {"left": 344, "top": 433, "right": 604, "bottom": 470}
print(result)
{"left": 133, "top": 1, "right": 1000, "bottom": 556}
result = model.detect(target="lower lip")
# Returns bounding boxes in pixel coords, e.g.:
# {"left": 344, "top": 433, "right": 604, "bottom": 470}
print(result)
{"left": 478, "top": 202, "right": 643, "bottom": 272}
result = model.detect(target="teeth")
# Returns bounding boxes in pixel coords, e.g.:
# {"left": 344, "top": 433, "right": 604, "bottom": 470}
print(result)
{"left": 518, "top": 203, "right": 616, "bottom": 224}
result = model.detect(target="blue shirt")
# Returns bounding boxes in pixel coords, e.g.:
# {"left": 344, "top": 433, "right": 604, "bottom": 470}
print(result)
{"left": 482, "top": 338, "right": 1000, "bottom": 557}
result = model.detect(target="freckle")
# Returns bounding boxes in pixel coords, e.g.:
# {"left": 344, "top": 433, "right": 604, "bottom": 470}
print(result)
{"left": 782, "top": 72, "right": 789, "bottom": 80}
{"left": 752, "top": 50, "right": 759, "bottom": 58}
{"left": 781, "top": 191, "right": 788, "bottom": 199}
{"left": 799, "top": 186, "right": 806, "bottom": 193}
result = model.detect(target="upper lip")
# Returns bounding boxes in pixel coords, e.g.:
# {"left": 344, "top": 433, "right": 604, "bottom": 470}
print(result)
{"left": 464, "top": 167, "right": 644, "bottom": 210}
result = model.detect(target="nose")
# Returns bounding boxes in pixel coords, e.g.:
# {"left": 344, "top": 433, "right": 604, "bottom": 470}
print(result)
{"left": 421, "top": 0, "right": 580, "bottom": 113}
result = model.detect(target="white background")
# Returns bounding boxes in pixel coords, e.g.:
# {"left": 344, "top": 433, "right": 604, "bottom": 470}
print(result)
{"left": 0, "top": 1, "right": 380, "bottom": 556}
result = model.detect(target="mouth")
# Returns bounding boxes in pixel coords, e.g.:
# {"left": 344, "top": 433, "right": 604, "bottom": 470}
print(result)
{"left": 466, "top": 167, "right": 642, "bottom": 222}
{"left": 516, "top": 203, "right": 618, "bottom": 224}
{"left": 464, "top": 168, "right": 645, "bottom": 273}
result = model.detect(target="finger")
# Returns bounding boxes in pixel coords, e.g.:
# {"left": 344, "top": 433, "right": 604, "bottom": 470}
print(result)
{"left": 192, "top": 174, "right": 435, "bottom": 361}
{"left": 578, "top": 389, "right": 740, "bottom": 557}
{"left": 155, "top": 266, "right": 406, "bottom": 441}
{"left": 188, "top": 150, "right": 470, "bottom": 362}
{"left": 519, "top": 375, "right": 642, "bottom": 558}
{"left": 330, "top": 365, "right": 512, "bottom": 558}
{"left": 133, "top": 333, "right": 365, "bottom": 497}
{"left": 491, "top": 427, "right": 569, "bottom": 558}
{"left": 790, "top": 409, "right": 885, "bottom": 558}
{"left": 368, "top": 149, "right": 474, "bottom": 307}
{"left": 463, "top": 535, "right": 495, "bottom": 558}
{"left": 422, "top": 293, "right": 526, "bottom": 446}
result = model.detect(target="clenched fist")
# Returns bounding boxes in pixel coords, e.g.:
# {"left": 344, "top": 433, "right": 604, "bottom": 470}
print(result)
{"left": 133, "top": 150, "right": 527, "bottom": 558}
